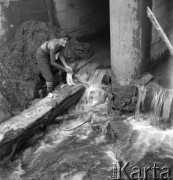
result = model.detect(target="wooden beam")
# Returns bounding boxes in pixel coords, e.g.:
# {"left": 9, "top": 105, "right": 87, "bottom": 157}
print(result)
{"left": 0, "top": 84, "right": 85, "bottom": 165}
{"left": 147, "top": 7, "right": 173, "bottom": 56}
{"left": 0, "top": 57, "right": 95, "bottom": 165}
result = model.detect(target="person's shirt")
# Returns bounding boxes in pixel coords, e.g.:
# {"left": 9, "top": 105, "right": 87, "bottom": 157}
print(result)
{"left": 41, "top": 40, "right": 64, "bottom": 54}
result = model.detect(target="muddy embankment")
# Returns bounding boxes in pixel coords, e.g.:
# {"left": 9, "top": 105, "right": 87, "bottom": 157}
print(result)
{"left": 0, "top": 21, "right": 94, "bottom": 122}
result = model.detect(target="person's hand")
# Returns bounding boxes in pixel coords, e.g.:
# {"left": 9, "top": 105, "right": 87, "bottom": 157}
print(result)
{"left": 65, "top": 66, "right": 73, "bottom": 74}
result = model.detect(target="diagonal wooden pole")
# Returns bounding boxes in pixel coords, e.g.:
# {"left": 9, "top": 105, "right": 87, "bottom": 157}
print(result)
{"left": 147, "top": 7, "right": 173, "bottom": 56}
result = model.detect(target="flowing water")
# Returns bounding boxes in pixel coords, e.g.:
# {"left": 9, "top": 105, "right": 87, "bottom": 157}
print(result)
{"left": 1, "top": 58, "right": 173, "bottom": 179}
{"left": 118, "top": 82, "right": 173, "bottom": 168}
{"left": 110, "top": 54, "right": 173, "bottom": 170}
{"left": 0, "top": 67, "right": 117, "bottom": 180}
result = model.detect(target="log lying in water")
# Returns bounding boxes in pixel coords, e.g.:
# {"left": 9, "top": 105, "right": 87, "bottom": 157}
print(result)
{"left": 0, "top": 84, "right": 85, "bottom": 165}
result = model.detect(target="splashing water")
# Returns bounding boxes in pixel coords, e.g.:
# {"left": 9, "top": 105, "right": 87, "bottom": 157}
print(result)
{"left": 119, "top": 82, "right": 173, "bottom": 165}
{"left": 126, "top": 116, "right": 173, "bottom": 160}
{"left": 3, "top": 64, "right": 173, "bottom": 178}
{"left": 136, "top": 83, "right": 173, "bottom": 128}
{"left": 0, "top": 67, "right": 116, "bottom": 180}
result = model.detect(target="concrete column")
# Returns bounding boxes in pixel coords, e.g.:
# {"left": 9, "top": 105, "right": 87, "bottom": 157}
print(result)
{"left": 110, "top": 0, "right": 150, "bottom": 87}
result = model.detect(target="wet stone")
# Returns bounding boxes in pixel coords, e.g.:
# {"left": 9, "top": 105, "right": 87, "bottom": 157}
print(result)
{"left": 109, "top": 86, "right": 138, "bottom": 116}
{"left": 130, "top": 73, "right": 153, "bottom": 87}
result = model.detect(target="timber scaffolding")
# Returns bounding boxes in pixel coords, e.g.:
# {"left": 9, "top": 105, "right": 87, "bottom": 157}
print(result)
{"left": 0, "top": 56, "right": 95, "bottom": 166}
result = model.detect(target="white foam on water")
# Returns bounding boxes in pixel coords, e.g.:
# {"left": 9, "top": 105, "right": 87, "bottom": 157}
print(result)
{"left": 125, "top": 116, "right": 173, "bottom": 160}
{"left": 11, "top": 163, "right": 25, "bottom": 180}
{"left": 59, "top": 171, "right": 87, "bottom": 180}
{"left": 69, "top": 171, "right": 87, "bottom": 180}
{"left": 14, "top": 67, "right": 111, "bottom": 179}
{"left": 114, "top": 83, "right": 173, "bottom": 162}
{"left": 136, "top": 84, "right": 173, "bottom": 128}
{"left": 105, "top": 150, "right": 117, "bottom": 164}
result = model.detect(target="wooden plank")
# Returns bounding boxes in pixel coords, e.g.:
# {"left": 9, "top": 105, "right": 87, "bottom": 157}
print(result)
{"left": 0, "top": 83, "right": 85, "bottom": 165}
{"left": 151, "top": 0, "right": 173, "bottom": 58}
{"left": 0, "top": 57, "right": 95, "bottom": 165}
{"left": 147, "top": 7, "right": 173, "bottom": 56}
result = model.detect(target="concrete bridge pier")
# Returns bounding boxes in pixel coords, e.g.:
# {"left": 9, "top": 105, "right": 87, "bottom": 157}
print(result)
{"left": 109, "top": 0, "right": 151, "bottom": 113}
{"left": 110, "top": 0, "right": 151, "bottom": 87}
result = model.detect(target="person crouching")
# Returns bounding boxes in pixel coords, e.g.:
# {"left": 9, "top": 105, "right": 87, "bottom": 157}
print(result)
{"left": 36, "top": 34, "right": 73, "bottom": 94}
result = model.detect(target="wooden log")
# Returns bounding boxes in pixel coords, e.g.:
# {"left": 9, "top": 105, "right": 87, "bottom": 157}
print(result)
{"left": 0, "top": 84, "right": 85, "bottom": 165}
{"left": 147, "top": 7, "right": 173, "bottom": 56}
{"left": 0, "top": 56, "right": 95, "bottom": 165}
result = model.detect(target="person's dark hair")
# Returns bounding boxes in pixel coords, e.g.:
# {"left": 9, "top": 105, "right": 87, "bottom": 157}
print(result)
{"left": 58, "top": 31, "right": 71, "bottom": 40}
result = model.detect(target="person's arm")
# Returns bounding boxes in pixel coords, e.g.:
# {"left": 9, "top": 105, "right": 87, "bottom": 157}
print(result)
{"left": 49, "top": 43, "right": 65, "bottom": 72}
{"left": 59, "top": 53, "right": 73, "bottom": 74}
{"left": 59, "top": 52, "right": 68, "bottom": 68}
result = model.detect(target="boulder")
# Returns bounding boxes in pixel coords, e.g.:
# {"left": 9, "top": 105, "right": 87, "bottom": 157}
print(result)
{"left": 109, "top": 86, "right": 138, "bottom": 116}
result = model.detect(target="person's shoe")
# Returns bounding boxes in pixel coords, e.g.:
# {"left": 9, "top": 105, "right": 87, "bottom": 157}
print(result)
{"left": 47, "top": 86, "right": 54, "bottom": 93}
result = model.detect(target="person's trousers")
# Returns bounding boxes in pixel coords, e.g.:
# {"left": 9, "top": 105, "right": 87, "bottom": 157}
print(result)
{"left": 36, "top": 47, "right": 53, "bottom": 87}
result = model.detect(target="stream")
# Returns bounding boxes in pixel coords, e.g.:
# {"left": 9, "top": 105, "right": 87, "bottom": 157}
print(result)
{"left": 0, "top": 68, "right": 116, "bottom": 180}
{"left": 1, "top": 58, "right": 173, "bottom": 180}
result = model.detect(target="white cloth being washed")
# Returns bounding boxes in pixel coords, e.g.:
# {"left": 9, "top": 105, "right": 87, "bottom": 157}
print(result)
{"left": 66, "top": 73, "right": 75, "bottom": 86}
